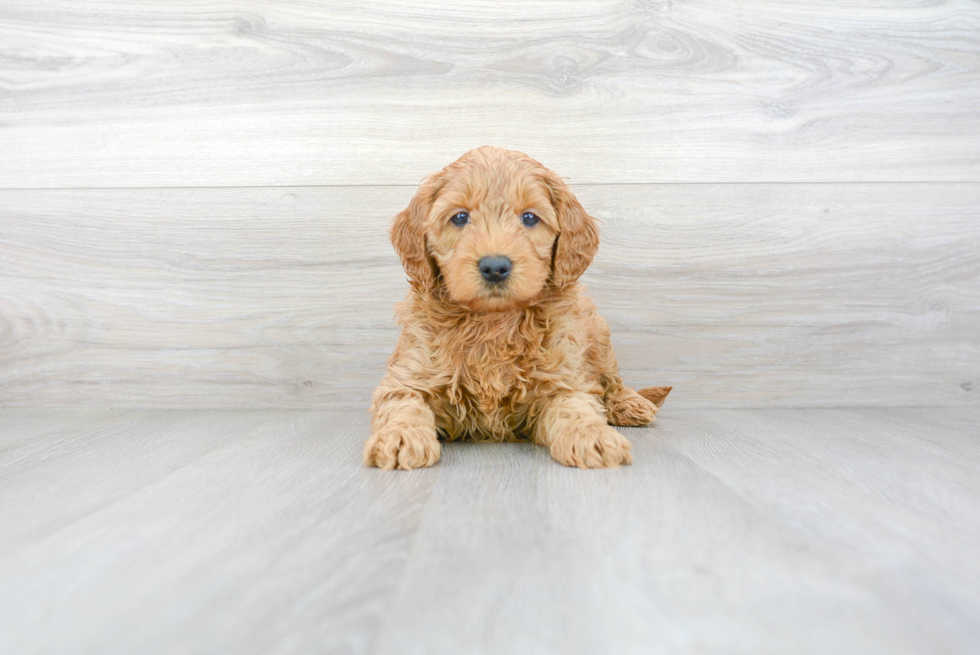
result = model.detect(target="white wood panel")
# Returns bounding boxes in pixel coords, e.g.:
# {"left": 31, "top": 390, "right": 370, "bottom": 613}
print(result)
{"left": 1, "top": 183, "right": 977, "bottom": 408}
{"left": 1, "top": 0, "right": 978, "bottom": 187}
{"left": 1, "top": 407, "right": 978, "bottom": 653}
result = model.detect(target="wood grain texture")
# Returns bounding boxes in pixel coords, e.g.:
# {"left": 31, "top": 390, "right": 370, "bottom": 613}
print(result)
{"left": 1, "top": 407, "right": 978, "bottom": 654}
{"left": 0, "top": 409, "right": 439, "bottom": 655}
{"left": 376, "top": 407, "right": 980, "bottom": 654}
{"left": 1, "top": 0, "right": 979, "bottom": 187}
{"left": 2, "top": 184, "right": 977, "bottom": 408}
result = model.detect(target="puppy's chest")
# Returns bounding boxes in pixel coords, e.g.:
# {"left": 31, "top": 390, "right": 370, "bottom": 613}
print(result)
{"left": 443, "top": 338, "right": 542, "bottom": 406}
{"left": 431, "top": 326, "right": 555, "bottom": 436}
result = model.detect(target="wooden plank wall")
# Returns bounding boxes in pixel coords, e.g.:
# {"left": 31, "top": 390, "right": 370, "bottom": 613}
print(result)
{"left": 1, "top": 0, "right": 978, "bottom": 408}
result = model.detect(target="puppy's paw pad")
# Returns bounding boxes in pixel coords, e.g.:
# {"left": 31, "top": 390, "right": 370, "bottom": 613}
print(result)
{"left": 363, "top": 427, "right": 440, "bottom": 470}
{"left": 550, "top": 423, "right": 632, "bottom": 469}
{"left": 605, "top": 389, "right": 657, "bottom": 426}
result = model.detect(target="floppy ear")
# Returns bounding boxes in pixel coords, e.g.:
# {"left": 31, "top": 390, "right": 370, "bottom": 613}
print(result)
{"left": 542, "top": 171, "right": 600, "bottom": 288}
{"left": 390, "top": 174, "right": 441, "bottom": 288}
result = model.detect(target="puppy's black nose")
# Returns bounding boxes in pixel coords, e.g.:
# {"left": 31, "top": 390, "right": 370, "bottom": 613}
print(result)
{"left": 479, "top": 256, "right": 512, "bottom": 284}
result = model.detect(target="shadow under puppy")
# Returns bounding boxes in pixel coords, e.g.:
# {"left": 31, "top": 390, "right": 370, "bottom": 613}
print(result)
{"left": 365, "top": 146, "right": 670, "bottom": 470}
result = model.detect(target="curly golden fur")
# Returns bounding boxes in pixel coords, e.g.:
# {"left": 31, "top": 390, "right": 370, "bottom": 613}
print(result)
{"left": 364, "top": 146, "right": 669, "bottom": 470}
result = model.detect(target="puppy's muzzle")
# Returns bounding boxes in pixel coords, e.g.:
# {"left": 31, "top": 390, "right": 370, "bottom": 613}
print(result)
{"left": 478, "top": 256, "right": 512, "bottom": 285}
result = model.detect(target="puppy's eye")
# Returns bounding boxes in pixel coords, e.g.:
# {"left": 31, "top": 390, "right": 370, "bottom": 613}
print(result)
{"left": 521, "top": 212, "right": 540, "bottom": 227}
{"left": 450, "top": 211, "right": 469, "bottom": 227}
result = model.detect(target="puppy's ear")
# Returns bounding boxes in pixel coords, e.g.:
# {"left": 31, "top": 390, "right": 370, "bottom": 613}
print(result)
{"left": 541, "top": 170, "right": 600, "bottom": 288}
{"left": 391, "top": 174, "right": 441, "bottom": 288}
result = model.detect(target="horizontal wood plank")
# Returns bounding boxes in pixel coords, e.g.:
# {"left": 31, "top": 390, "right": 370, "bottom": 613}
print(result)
{"left": 1, "top": 183, "right": 977, "bottom": 408}
{"left": 1, "top": 0, "right": 979, "bottom": 187}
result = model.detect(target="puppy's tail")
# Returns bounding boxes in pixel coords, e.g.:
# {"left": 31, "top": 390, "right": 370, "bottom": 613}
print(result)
{"left": 637, "top": 386, "right": 672, "bottom": 409}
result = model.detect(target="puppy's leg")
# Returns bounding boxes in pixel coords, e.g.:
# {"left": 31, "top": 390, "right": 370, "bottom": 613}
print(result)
{"left": 581, "top": 304, "right": 658, "bottom": 426}
{"left": 534, "top": 392, "right": 632, "bottom": 468}
{"left": 364, "top": 384, "right": 440, "bottom": 470}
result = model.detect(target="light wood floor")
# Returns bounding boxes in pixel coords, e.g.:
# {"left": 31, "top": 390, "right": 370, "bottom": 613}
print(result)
{"left": 2, "top": 407, "right": 978, "bottom": 654}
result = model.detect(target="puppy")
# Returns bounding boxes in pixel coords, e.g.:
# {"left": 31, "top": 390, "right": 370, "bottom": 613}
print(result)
{"left": 365, "top": 146, "right": 669, "bottom": 470}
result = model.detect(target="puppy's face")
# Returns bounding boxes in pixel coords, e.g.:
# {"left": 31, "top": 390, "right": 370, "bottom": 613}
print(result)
{"left": 426, "top": 163, "right": 557, "bottom": 311}
{"left": 391, "top": 147, "right": 599, "bottom": 312}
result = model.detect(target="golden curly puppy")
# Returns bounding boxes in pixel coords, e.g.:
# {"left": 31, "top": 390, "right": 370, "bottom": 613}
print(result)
{"left": 365, "top": 146, "right": 670, "bottom": 470}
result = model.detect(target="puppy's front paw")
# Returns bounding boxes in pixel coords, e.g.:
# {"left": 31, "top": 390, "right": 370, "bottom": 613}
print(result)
{"left": 363, "top": 425, "right": 441, "bottom": 470}
{"left": 549, "top": 423, "right": 633, "bottom": 469}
